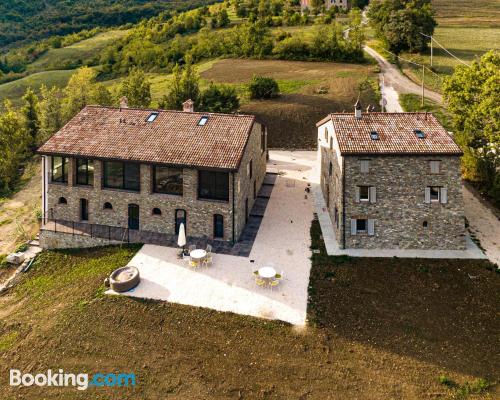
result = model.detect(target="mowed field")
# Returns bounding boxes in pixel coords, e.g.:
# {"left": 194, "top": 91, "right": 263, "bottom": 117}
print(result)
{"left": 0, "top": 223, "right": 498, "bottom": 399}
{"left": 401, "top": 0, "right": 500, "bottom": 92}
{"left": 200, "top": 59, "right": 380, "bottom": 149}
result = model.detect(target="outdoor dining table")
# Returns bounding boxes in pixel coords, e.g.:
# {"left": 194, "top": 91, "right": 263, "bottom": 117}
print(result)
{"left": 258, "top": 266, "right": 276, "bottom": 279}
{"left": 190, "top": 249, "right": 207, "bottom": 260}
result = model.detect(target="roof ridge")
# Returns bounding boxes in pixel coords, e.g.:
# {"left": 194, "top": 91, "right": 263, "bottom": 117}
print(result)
{"left": 85, "top": 104, "right": 254, "bottom": 118}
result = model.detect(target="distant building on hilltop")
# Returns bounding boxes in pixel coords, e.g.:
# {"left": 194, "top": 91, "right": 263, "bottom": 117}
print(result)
{"left": 301, "top": 0, "right": 350, "bottom": 11}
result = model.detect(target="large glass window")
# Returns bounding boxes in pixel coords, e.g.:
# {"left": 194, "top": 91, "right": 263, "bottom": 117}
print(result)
{"left": 103, "top": 161, "right": 140, "bottom": 191}
{"left": 198, "top": 170, "right": 229, "bottom": 201}
{"left": 214, "top": 214, "right": 224, "bottom": 238}
{"left": 51, "top": 156, "right": 68, "bottom": 183}
{"left": 153, "top": 166, "right": 183, "bottom": 195}
{"left": 76, "top": 158, "right": 94, "bottom": 186}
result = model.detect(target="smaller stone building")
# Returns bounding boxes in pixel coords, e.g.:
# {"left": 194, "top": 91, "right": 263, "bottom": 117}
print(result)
{"left": 317, "top": 104, "right": 466, "bottom": 250}
{"left": 37, "top": 100, "right": 267, "bottom": 248}
{"left": 301, "top": 0, "right": 350, "bottom": 11}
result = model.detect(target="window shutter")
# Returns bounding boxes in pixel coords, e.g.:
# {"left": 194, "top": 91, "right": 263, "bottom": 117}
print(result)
{"left": 370, "top": 186, "right": 376, "bottom": 203}
{"left": 440, "top": 187, "right": 448, "bottom": 204}
{"left": 424, "top": 187, "right": 431, "bottom": 203}
{"left": 355, "top": 187, "right": 360, "bottom": 202}
{"left": 368, "top": 219, "right": 375, "bottom": 236}
{"left": 430, "top": 161, "right": 440, "bottom": 174}
{"left": 360, "top": 160, "right": 369, "bottom": 173}
{"left": 350, "top": 219, "right": 357, "bottom": 236}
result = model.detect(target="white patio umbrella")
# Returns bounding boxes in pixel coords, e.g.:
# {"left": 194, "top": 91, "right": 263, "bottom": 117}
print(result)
{"left": 177, "top": 223, "right": 186, "bottom": 252}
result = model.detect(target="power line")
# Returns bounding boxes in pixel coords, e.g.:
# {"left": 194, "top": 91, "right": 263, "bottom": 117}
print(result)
{"left": 419, "top": 32, "right": 470, "bottom": 66}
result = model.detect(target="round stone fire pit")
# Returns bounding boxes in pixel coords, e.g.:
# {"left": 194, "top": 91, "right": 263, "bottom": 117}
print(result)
{"left": 107, "top": 266, "right": 140, "bottom": 292}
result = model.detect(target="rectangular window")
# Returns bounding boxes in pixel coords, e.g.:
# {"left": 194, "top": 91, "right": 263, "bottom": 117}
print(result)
{"left": 214, "top": 214, "right": 224, "bottom": 238}
{"left": 329, "top": 161, "right": 333, "bottom": 177}
{"left": 103, "top": 161, "right": 140, "bottom": 191}
{"left": 430, "top": 186, "right": 440, "bottom": 202}
{"left": 198, "top": 170, "right": 229, "bottom": 201}
{"left": 359, "top": 186, "right": 370, "bottom": 201}
{"left": 430, "top": 160, "right": 440, "bottom": 174}
{"left": 356, "top": 219, "right": 367, "bottom": 233}
{"left": 360, "top": 159, "right": 370, "bottom": 173}
{"left": 51, "top": 156, "right": 68, "bottom": 183}
{"left": 75, "top": 158, "right": 94, "bottom": 186}
{"left": 153, "top": 166, "right": 183, "bottom": 195}
{"left": 248, "top": 160, "right": 253, "bottom": 179}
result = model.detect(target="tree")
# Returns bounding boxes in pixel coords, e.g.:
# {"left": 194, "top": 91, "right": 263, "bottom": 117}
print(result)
{"left": 119, "top": 67, "right": 151, "bottom": 107}
{"left": 21, "top": 87, "right": 40, "bottom": 150}
{"left": 248, "top": 75, "right": 279, "bottom": 99}
{"left": 309, "top": 0, "right": 324, "bottom": 15}
{"left": 62, "top": 67, "right": 98, "bottom": 121}
{"left": 199, "top": 83, "right": 240, "bottom": 113}
{"left": 0, "top": 101, "right": 29, "bottom": 193}
{"left": 368, "top": 0, "right": 436, "bottom": 53}
{"left": 443, "top": 50, "right": 500, "bottom": 206}
{"left": 160, "top": 60, "right": 200, "bottom": 110}
{"left": 39, "top": 85, "right": 64, "bottom": 143}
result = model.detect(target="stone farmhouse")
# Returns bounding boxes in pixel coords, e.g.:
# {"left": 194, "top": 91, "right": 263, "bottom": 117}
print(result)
{"left": 37, "top": 99, "right": 267, "bottom": 248}
{"left": 317, "top": 103, "right": 466, "bottom": 250}
{"left": 301, "top": 0, "right": 350, "bottom": 11}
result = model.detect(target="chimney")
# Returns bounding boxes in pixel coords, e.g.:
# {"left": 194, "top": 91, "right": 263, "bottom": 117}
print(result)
{"left": 119, "top": 96, "right": 128, "bottom": 109}
{"left": 354, "top": 99, "right": 362, "bottom": 119}
{"left": 183, "top": 99, "right": 194, "bottom": 113}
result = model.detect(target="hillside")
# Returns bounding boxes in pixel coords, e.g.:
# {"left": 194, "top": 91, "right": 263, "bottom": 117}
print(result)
{"left": 0, "top": 0, "right": 215, "bottom": 50}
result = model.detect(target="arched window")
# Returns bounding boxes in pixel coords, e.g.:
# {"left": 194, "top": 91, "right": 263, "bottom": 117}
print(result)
{"left": 58, "top": 197, "right": 67, "bottom": 204}
{"left": 213, "top": 214, "right": 224, "bottom": 239}
{"left": 103, "top": 202, "right": 113, "bottom": 210}
{"left": 175, "top": 209, "right": 186, "bottom": 235}
{"left": 152, "top": 207, "right": 162, "bottom": 216}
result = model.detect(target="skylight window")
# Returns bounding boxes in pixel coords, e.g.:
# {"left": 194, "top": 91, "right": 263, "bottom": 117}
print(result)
{"left": 146, "top": 112, "right": 159, "bottom": 123}
{"left": 198, "top": 116, "right": 209, "bottom": 126}
{"left": 414, "top": 129, "right": 425, "bottom": 139}
{"left": 370, "top": 131, "right": 379, "bottom": 140}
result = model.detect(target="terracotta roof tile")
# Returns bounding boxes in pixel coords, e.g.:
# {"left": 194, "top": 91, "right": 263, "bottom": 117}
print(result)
{"left": 321, "top": 112, "right": 462, "bottom": 155}
{"left": 37, "top": 106, "right": 257, "bottom": 170}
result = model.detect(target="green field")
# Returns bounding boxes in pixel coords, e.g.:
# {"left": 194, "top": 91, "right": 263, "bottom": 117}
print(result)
{"left": 399, "top": 0, "right": 500, "bottom": 93}
{"left": 27, "top": 30, "right": 130, "bottom": 73}
{"left": 0, "top": 70, "right": 75, "bottom": 107}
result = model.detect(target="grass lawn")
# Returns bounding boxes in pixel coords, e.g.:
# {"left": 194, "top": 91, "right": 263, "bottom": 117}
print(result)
{"left": 0, "top": 222, "right": 498, "bottom": 398}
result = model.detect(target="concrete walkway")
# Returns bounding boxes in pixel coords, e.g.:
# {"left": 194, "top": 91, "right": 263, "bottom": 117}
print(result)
{"left": 311, "top": 159, "right": 486, "bottom": 259}
{"left": 107, "top": 151, "right": 316, "bottom": 325}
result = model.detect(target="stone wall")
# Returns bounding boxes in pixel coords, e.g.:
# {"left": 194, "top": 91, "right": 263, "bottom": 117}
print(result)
{"left": 40, "top": 230, "right": 122, "bottom": 249}
{"left": 318, "top": 121, "right": 344, "bottom": 245}
{"left": 234, "top": 122, "right": 268, "bottom": 239}
{"left": 45, "top": 122, "right": 266, "bottom": 244}
{"left": 343, "top": 155, "right": 466, "bottom": 250}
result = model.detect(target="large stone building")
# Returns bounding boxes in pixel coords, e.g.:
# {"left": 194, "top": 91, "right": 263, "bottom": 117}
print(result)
{"left": 317, "top": 103, "right": 466, "bottom": 250}
{"left": 37, "top": 100, "right": 267, "bottom": 248}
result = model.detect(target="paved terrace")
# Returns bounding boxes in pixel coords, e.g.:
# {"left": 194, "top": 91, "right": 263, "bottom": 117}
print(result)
{"left": 108, "top": 151, "right": 317, "bottom": 325}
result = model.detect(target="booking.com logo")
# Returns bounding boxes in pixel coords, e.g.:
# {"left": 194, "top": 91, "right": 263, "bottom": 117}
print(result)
{"left": 10, "top": 369, "right": 136, "bottom": 391}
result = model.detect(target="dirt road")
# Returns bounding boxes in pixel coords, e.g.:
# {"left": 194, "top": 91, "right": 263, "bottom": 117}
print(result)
{"left": 364, "top": 45, "right": 443, "bottom": 105}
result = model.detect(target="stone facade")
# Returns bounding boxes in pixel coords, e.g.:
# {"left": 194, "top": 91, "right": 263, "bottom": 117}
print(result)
{"left": 43, "top": 122, "right": 267, "bottom": 246}
{"left": 318, "top": 124, "right": 466, "bottom": 250}
{"left": 40, "top": 230, "right": 122, "bottom": 249}
{"left": 301, "top": 0, "right": 349, "bottom": 11}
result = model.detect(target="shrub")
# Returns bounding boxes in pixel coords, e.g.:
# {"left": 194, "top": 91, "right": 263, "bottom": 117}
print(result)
{"left": 272, "top": 36, "right": 310, "bottom": 60}
{"left": 199, "top": 83, "right": 240, "bottom": 113}
{"left": 248, "top": 75, "right": 279, "bottom": 99}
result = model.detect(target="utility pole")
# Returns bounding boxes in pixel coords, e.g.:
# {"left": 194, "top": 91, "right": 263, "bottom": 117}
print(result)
{"left": 430, "top": 36, "right": 433, "bottom": 67}
{"left": 381, "top": 74, "right": 385, "bottom": 112}
{"left": 421, "top": 65, "right": 425, "bottom": 107}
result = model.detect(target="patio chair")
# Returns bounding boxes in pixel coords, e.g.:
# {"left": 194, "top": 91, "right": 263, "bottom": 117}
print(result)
{"left": 203, "top": 253, "right": 213, "bottom": 267}
{"left": 275, "top": 271, "right": 284, "bottom": 280}
{"left": 253, "top": 270, "right": 259, "bottom": 276}
{"left": 206, "top": 244, "right": 212, "bottom": 254}
{"left": 255, "top": 278, "right": 267, "bottom": 288}
{"left": 188, "top": 244, "right": 196, "bottom": 253}
{"left": 189, "top": 257, "right": 200, "bottom": 268}
{"left": 269, "top": 280, "right": 280, "bottom": 290}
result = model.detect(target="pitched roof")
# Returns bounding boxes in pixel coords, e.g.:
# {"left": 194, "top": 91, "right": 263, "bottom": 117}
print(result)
{"left": 318, "top": 112, "right": 462, "bottom": 155}
{"left": 37, "top": 106, "right": 257, "bottom": 170}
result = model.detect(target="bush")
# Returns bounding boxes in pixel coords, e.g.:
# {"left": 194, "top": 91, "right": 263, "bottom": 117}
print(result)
{"left": 272, "top": 36, "right": 310, "bottom": 60}
{"left": 199, "top": 83, "right": 240, "bottom": 113}
{"left": 248, "top": 75, "right": 279, "bottom": 99}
